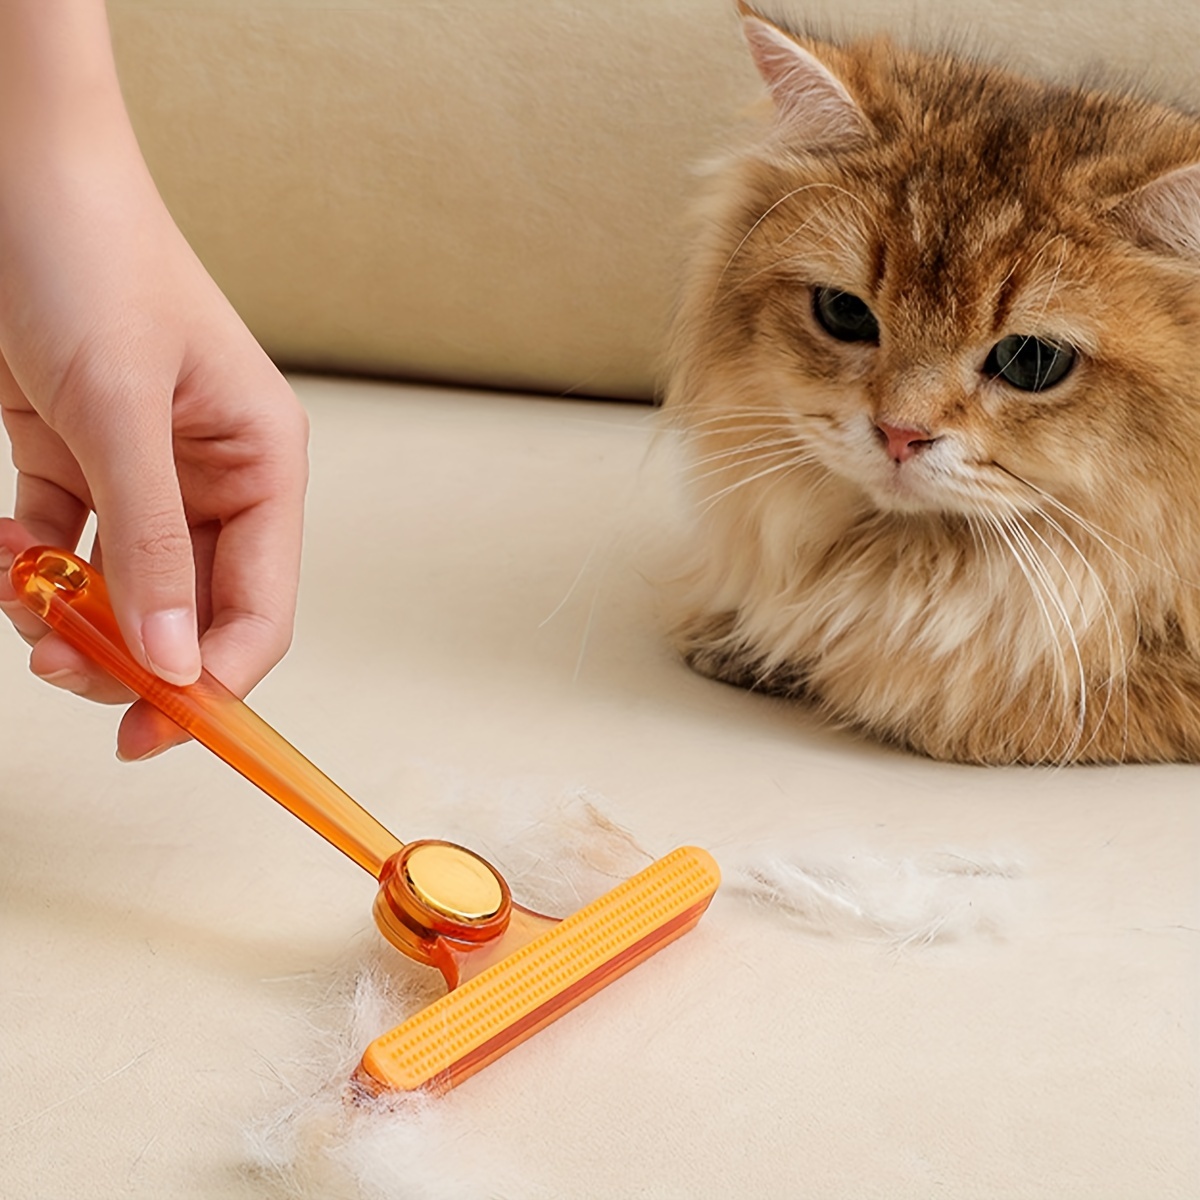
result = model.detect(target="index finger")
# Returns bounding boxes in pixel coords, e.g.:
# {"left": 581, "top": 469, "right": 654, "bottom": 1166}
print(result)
{"left": 194, "top": 438, "right": 308, "bottom": 699}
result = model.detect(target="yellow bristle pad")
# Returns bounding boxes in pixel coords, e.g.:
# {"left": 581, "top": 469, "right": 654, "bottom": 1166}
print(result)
{"left": 359, "top": 845, "right": 720, "bottom": 1092}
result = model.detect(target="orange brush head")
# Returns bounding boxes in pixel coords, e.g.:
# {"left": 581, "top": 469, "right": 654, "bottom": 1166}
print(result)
{"left": 357, "top": 844, "right": 720, "bottom": 1094}
{"left": 10, "top": 546, "right": 720, "bottom": 1092}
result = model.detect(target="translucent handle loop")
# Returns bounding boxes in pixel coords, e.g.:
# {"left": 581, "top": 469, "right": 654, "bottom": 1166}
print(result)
{"left": 9, "top": 546, "right": 404, "bottom": 878}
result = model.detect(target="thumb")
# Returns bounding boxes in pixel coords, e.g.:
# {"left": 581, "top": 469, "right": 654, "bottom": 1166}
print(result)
{"left": 72, "top": 394, "right": 202, "bottom": 687}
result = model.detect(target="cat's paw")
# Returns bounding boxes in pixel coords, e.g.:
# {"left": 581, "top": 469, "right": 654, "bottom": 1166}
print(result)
{"left": 676, "top": 611, "right": 808, "bottom": 698}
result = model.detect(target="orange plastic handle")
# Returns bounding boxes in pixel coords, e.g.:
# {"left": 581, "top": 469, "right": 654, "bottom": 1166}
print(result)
{"left": 9, "top": 546, "right": 723, "bottom": 1093}
{"left": 8, "top": 546, "right": 404, "bottom": 878}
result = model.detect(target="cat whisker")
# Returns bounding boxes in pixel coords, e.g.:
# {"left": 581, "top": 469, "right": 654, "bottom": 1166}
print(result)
{"left": 974, "top": 474, "right": 1135, "bottom": 759}
{"left": 675, "top": 408, "right": 835, "bottom": 435}
{"left": 1010, "top": 508, "right": 1117, "bottom": 650}
{"left": 677, "top": 407, "right": 794, "bottom": 425}
{"left": 973, "top": 514, "right": 1058, "bottom": 758}
{"left": 738, "top": 203, "right": 893, "bottom": 293}
{"left": 990, "top": 461, "right": 1195, "bottom": 588}
{"left": 1002, "top": 514, "right": 1087, "bottom": 717}
{"left": 987, "top": 253, "right": 1024, "bottom": 329}
{"left": 696, "top": 454, "right": 814, "bottom": 514}
{"left": 694, "top": 448, "right": 817, "bottom": 494}
{"left": 738, "top": 221, "right": 871, "bottom": 290}
{"left": 1007, "top": 507, "right": 1128, "bottom": 758}
{"left": 981, "top": 512, "right": 1085, "bottom": 762}
{"left": 1027, "top": 235, "right": 1069, "bottom": 326}
{"left": 1025, "top": 503, "right": 1138, "bottom": 653}
{"left": 705, "top": 451, "right": 820, "bottom": 516}
{"left": 687, "top": 430, "right": 809, "bottom": 458}
{"left": 674, "top": 420, "right": 794, "bottom": 442}
{"left": 1029, "top": 503, "right": 1137, "bottom": 598}
{"left": 735, "top": 200, "right": 840, "bottom": 286}
{"left": 1033, "top": 502, "right": 1135, "bottom": 758}
{"left": 685, "top": 438, "right": 811, "bottom": 473}
{"left": 712, "top": 181, "right": 876, "bottom": 297}
{"left": 686, "top": 431, "right": 800, "bottom": 449}
{"left": 964, "top": 514, "right": 992, "bottom": 568}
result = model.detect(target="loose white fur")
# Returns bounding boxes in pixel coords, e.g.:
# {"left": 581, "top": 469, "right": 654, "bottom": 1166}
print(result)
{"left": 730, "top": 840, "right": 1028, "bottom": 948}
{"left": 243, "top": 786, "right": 654, "bottom": 1200}
{"left": 243, "top": 781, "right": 1026, "bottom": 1198}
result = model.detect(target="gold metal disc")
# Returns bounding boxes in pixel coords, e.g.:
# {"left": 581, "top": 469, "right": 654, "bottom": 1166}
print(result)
{"left": 405, "top": 844, "right": 504, "bottom": 922}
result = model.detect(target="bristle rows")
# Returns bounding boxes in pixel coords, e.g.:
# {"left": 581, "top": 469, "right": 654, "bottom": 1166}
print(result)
{"left": 361, "top": 847, "right": 720, "bottom": 1089}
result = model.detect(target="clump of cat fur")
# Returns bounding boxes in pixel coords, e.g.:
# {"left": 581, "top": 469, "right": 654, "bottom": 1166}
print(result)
{"left": 666, "top": 7, "right": 1200, "bottom": 764}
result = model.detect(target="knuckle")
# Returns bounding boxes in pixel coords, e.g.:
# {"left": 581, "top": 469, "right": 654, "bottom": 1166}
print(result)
{"left": 257, "top": 398, "right": 310, "bottom": 492}
{"left": 123, "top": 525, "right": 194, "bottom": 577}
{"left": 255, "top": 610, "right": 295, "bottom": 667}
{"left": 214, "top": 610, "right": 293, "bottom": 694}
{"left": 277, "top": 394, "right": 311, "bottom": 455}
{"left": 43, "top": 329, "right": 171, "bottom": 435}
{"left": 45, "top": 337, "right": 128, "bottom": 422}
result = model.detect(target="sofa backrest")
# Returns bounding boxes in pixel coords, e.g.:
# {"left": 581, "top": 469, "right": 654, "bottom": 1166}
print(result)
{"left": 110, "top": 0, "right": 1200, "bottom": 401}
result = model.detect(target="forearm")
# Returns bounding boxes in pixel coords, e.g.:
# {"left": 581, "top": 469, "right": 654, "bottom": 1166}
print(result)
{"left": 0, "top": 0, "right": 165, "bottom": 361}
{"left": 0, "top": 0, "right": 143, "bottom": 175}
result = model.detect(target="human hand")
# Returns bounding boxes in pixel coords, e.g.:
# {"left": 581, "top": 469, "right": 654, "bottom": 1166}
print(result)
{"left": 0, "top": 88, "right": 307, "bottom": 761}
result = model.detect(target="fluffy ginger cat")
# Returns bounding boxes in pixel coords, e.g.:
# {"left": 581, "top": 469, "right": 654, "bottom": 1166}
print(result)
{"left": 665, "top": 6, "right": 1200, "bottom": 764}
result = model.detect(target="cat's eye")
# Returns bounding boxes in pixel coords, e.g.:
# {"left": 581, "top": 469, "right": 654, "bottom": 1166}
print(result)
{"left": 984, "top": 335, "right": 1075, "bottom": 392}
{"left": 812, "top": 287, "right": 880, "bottom": 344}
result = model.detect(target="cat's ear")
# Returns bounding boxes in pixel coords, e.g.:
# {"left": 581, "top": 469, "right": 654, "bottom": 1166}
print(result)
{"left": 1111, "top": 162, "right": 1200, "bottom": 258}
{"left": 738, "top": 4, "right": 870, "bottom": 148}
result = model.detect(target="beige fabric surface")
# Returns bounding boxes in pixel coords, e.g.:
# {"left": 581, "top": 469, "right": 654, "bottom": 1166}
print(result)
{"left": 109, "top": 0, "right": 1200, "bottom": 400}
{"left": 5, "top": 6, "right": 1200, "bottom": 1194}
{"left": 1, "top": 377, "right": 1198, "bottom": 1198}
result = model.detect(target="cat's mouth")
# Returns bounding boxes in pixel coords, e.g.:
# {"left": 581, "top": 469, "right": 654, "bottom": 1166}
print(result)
{"left": 867, "top": 459, "right": 950, "bottom": 513}
{"left": 859, "top": 445, "right": 1008, "bottom": 517}
{"left": 801, "top": 414, "right": 1025, "bottom": 518}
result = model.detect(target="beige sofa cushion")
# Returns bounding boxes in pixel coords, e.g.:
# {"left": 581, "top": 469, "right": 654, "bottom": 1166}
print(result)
{"left": 109, "top": 0, "right": 1200, "bottom": 400}
{"left": 5, "top": 377, "right": 1198, "bottom": 1198}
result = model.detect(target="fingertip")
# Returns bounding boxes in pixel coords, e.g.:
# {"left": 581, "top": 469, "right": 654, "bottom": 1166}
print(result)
{"left": 0, "top": 521, "right": 38, "bottom": 628}
{"left": 29, "top": 633, "right": 137, "bottom": 703}
{"left": 140, "top": 607, "right": 202, "bottom": 686}
{"left": 116, "top": 747, "right": 166, "bottom": 763}
{"left": 33, "top": 667, "right": 92, "bottom": 696}
{"left": 0, "top": 517, "right": 34, "bottom": 580}
{"left": 116, "top": 701, "right": 191, "bottom": 762}
{"left": 195, "top": 617, "right": 289, "bottom": 700}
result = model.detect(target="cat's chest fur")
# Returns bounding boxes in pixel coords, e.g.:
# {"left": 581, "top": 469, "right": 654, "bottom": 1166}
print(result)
{"left": 675, "top": 454, "right": 1166, "bottom": 763}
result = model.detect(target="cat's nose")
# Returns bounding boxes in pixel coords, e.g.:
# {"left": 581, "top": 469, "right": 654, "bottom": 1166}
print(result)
{"left": 875, "top": 420, "right": 938, "bottom": 464}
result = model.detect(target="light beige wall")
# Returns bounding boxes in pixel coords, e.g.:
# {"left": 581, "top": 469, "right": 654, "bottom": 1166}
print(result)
{"left": 108, "top": 1, "right": 1200, "bottom": 400}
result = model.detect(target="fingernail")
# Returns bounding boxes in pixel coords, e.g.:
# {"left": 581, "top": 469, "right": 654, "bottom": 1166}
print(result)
{"left": 140, "top": 609, "right": 201, "bottom": 686}
{"left": 36, "top": 667, "right": 90, "bottom": 695}
{"left": 116, "top": 743, "right": 170, "bottom": 764}
{"left": 0, "top": 547, "right": 13, "bottom": 573}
